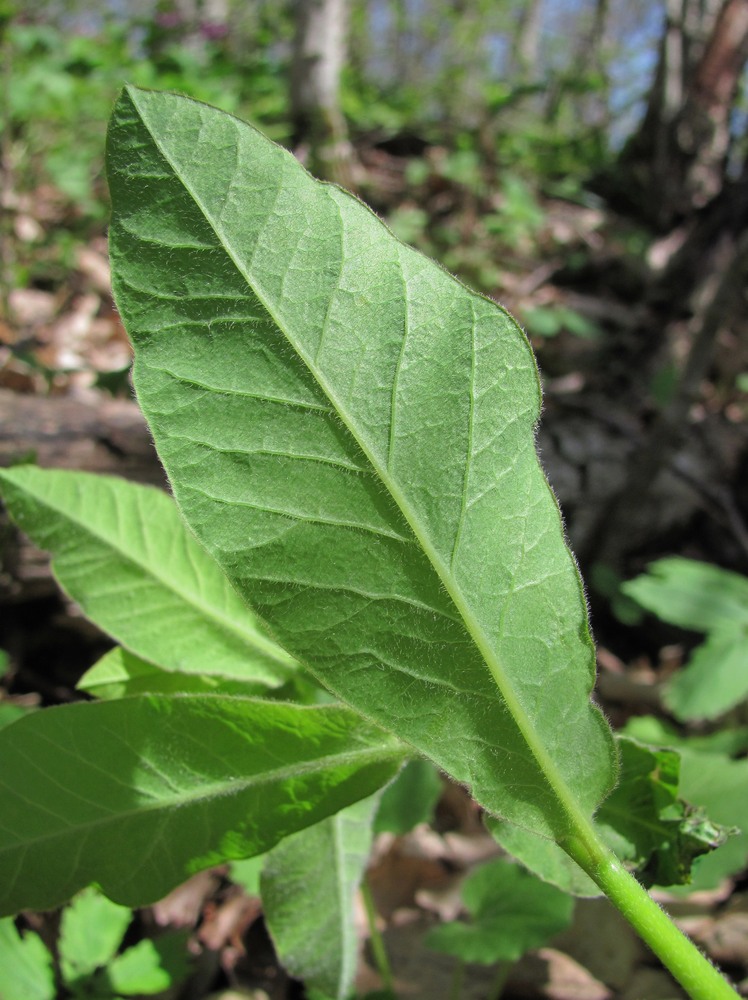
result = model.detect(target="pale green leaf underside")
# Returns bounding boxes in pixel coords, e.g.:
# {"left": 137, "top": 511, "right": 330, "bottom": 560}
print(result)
{"left": 488, "top": 815, "right": 598, "bottom": 896}
{"left": 78, "top": 646, "right": 259, "bottom": 699}
{"left": 0, "top": 467, "right": 296, "bottom": 687}
{"left": 0, "top": 695, "right": 402, "bottom": 914}
{"left": 108, "top": 86, "right": 616, "bottom": 840}
{"left": 262, "top": 795, "right": 380, "bottom": 999}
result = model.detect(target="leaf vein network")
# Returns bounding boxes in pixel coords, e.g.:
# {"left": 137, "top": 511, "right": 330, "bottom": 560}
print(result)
{"left": 183, "top": 483, "right": 414, "bottom": 544}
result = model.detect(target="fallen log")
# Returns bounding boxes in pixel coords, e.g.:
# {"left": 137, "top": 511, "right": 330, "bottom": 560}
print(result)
{"left": 1, "top": 388, "right": 164, "bottom": 603}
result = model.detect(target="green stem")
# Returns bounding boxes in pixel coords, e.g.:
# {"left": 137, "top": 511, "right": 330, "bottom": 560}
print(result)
{"left": 362, "top": 878, "right": 396, "bottom": 997}
{"left": 449, "top": 956, "right": 464, "bottom": 1000}
{"left": 488, "top": 961, "right": 510, "bottom": 1000}
{"left": 564, "top": 833, "right": 740, "bottom": 1000}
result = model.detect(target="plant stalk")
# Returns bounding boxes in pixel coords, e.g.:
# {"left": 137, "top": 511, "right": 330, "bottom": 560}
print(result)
{"left": 564, "top": 833, "right": 740, "bottom": 1000}
{"left": 449, "top": 956, "right": 464, "bottom": 1000}
{"left": 489, "top": 960, "right": 510, "bottom": 1000}
{"left": 362, "top": 877, "right": 396, "bottom": 997}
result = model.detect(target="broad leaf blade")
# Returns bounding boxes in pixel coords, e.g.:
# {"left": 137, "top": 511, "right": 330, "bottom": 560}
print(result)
{"left": 107, "top": 87, "right": 616, "bottom": 840}
{"left": 0, "top": 695, "right": 403, "bottom": 914}
{"left": 262, "top": 795, "right": 380, "bottom": 999}
{"left": 0, "top": 467, "right": 296, "bottom": 686}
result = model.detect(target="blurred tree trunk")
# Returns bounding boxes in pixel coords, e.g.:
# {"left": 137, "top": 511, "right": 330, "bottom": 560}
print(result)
{"left": 575, "top": 0, "right": 611, "bottom": 125}
{"left": 290, "top": 0, "right": 355, "bottom": 187}
{"left": 617, "top": 0, "right": 748, "bottom": 228}
{"left": 512, "top": 0, "right": 543, "bottom": 78}
{"left": 582, "top": 0, "right": 610, "bottom": 57}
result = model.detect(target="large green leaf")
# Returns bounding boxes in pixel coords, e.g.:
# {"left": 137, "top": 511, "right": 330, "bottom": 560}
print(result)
{"left": 261, "top": 795, "right": 380, "bottom": 999}
{"left": 0, "top": 467, "right": 296, "bottom": 687}
{"left": 0, "top": 695, "right": 403, "bottom": 914}
{"left": 107, "top": 86, "right": 616, "bottom": 844}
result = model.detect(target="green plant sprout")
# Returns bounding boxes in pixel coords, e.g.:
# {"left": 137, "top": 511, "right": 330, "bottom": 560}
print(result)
{"left": 0, "top": 87, "right": 741, "bottom": 1000}
{"left": 0, "top": 888, "right": 189, "bottom": 1000}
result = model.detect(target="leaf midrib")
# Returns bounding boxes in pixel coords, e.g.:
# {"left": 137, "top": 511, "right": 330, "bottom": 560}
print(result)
{"left": 0, "top": 742, "right": 400, "bottom": 856}
{"left": 331, "top": 811, "right": 356, "bottom": 993}
{"left": 129, "top": 88, "right": 595, "bottom": 838}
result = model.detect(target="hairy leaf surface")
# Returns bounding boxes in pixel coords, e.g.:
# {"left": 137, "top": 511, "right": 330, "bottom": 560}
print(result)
{"left": 262, "top": 796, "right": 380, "bottom": 999}
{"left": 0, "top": 467, "right": 296, "bottom": 686}
{"left": 490, "top": 735, "right": 727, "bottom": 895}
{"left": 0, "top": 695, "right": 402, "bottom": 914}
{"left": 107, "top": 86, "right": 616, "bottom": 841}
{"left": 77, "top": 647, "right": 257, "bottom": 699}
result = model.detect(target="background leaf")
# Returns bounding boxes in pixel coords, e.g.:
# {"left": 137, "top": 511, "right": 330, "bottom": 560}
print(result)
{"left": 622, "top": 558, "right": 748, "bottom": 721}
{"left": 663, "top": 627, "right": 748, "bottom": 721}
{"left": 424, "top": 857, "right": 573, "bottom": 964}
{"left": 261, "top": 795, "right": 381, "bottom": 1000}
{"left": 230, "top": 855, "right": 265, "bottom": 897}
{"left": 59, "top": 888, "right": 132, "bottom": 984}
{"left": 594, "top": 738, "right": 726, "bottom": 887}
{"left": 622, "top": 558, "right": 748, "bottom": 633}
{"left": 0, "top": 695, "right": 403, "bottom": 914}
{"left": 0, "top": 703, "right": 31, "bottom": 730}
{"left": 374, "top": 759, "right": 442, "bottom": 835}
{"left": 103, "top": 933, "right": 190, "bottom": 995}
{"left": 0, "top": 467, "right": 297, "bottom": 687}
{"left": 107, "top": 85, "right": 616, "bottom": 844}
{"left": 0, "top": 919, "right": 55, "bottom": 1000}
